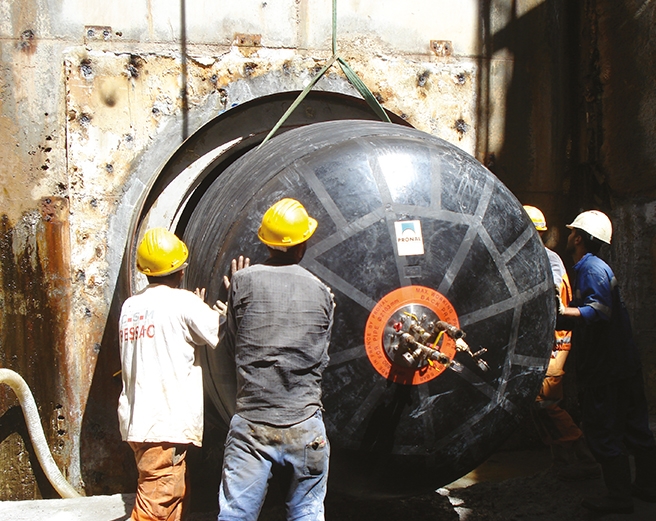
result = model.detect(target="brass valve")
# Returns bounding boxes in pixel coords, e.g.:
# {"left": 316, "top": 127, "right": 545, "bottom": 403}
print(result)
{"left": 384, "top": 305, "right": 489, "bottom": 373}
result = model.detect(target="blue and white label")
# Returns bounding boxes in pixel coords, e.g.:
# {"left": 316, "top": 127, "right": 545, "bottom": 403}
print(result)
{"left": 394, "top": 220, "right": 424, "bottom": 256}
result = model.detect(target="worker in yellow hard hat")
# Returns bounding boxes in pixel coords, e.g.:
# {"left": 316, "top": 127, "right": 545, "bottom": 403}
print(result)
{"left": 118, "top": 227, "right": 225, "bottom": 521}
{"left": 524, "top": 205, "right": 601, "bottom": 482}
{"left": 218, "top": 198, "right": 334, "bottom": 520}
{"left": 558, "top": 210, "right": 656, "bottom": 514}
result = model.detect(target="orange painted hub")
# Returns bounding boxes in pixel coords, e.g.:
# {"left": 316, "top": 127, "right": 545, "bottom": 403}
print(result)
{"left": 364, "top": 286, "right": 459, "bottom": 385}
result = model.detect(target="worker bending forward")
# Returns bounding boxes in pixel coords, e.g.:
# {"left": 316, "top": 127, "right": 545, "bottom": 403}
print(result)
{"left": 118, "top": 228, "right": 222, "bottom": 521}
{"left": 218, "top": 198, "right": 334, "bottom": 521}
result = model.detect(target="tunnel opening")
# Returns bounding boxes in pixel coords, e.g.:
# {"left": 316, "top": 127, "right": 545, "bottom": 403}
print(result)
{"left": 84, "top": 92, "right": 554, "bottom": 506}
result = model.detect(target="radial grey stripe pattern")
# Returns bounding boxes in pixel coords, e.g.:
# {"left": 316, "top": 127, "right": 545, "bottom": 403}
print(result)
{"left": 342, "top": 379, "right": 388, "bottom": 437}
{"left": 294, "top": 137, "right": 549, "bottom": 456}
{"left": 436, "top": 178, "right": 496, "bottom": 296}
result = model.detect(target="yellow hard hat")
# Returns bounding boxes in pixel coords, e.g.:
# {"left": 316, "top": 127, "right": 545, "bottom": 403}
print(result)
{"left": 258, "top": 198, "right": 318, "bottom": 247}
{"left": 523, "top": 205, "right": 547, "bottom": 231}
{"left": 136, "top": 228, "right": 189, "bottom": 276}
{"left": 567, "top": 210, "right": 612, "bottom": 244}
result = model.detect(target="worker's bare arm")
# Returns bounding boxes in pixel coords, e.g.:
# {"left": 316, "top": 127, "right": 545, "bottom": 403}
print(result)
{"left": 562, "top": 306, "right": 582, "bottom": 317}
{"left": 555, "top": 305, "right": 582, "bottom": 331}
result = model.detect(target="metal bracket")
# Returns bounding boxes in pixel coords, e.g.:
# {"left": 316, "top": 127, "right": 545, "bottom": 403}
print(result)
{"left": 430, "top": 40, "right": 453, "bottom": 57}
{"left": 234, "top": 33, "right": 262, "bottom": 47}
{"left": 84, "top": 26, "right": 112, "bottom": 43}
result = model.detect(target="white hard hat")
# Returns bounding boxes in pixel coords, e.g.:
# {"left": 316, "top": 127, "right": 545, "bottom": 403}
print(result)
{"left": 566, "top": 210, "right": 612, "bottom": 244}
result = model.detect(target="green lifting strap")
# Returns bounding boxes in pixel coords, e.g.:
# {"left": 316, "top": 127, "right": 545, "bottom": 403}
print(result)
{"left": 258, "top": 0, "right": 391, "bottom": 149}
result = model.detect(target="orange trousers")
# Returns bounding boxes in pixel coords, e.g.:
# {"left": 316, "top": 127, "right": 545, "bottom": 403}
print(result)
{"left": 129, "top": 442, "right": 189, "bottom": 521}
{"left": 532, "top": 352, "right": 582, "bottom": 447}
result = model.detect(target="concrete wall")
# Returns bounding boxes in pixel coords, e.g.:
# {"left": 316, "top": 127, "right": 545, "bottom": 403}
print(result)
{"left": 583, "top": 0, "right": 656, "bottom": 409}
{"left": 1, "top": 0, "right": 653, "bottom": 500}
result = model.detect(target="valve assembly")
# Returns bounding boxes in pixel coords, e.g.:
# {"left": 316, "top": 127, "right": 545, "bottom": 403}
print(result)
{"left": 384, "top": 304, "right": 489, "bottom": 373}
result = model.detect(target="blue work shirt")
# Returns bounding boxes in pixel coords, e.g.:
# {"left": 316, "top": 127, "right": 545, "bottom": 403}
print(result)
{"left": 225, "top": 258, "right": 334, "bottom": 426}
{"left": 569, "top": 253, "right": 640, "bottom": 386}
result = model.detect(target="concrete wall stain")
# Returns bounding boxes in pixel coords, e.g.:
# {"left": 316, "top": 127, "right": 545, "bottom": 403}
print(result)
{"left": 0, "top": 208, "right": 69, "bottom": 498}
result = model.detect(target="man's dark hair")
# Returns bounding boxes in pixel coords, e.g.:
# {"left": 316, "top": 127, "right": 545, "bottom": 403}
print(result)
{"left": 575, "top": 228, "right": 603, "bottom": 255}
{"left": 146, "top": 270, "right": 184, "bottom": 287}
{"left": 267, "top": 242, "right": 307, "bottom": 263}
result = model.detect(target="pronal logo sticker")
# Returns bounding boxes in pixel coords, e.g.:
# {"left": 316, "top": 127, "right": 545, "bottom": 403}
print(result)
{"left": 395, "top": 220, "right": 424, "bottom": 256}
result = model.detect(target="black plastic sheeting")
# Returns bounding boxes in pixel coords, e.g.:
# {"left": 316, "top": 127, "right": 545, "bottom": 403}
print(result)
{"left": 183, "top": 120, "right": 555, "bottom": 496}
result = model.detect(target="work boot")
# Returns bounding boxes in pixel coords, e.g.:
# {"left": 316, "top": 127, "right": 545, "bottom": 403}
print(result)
{"left": 549, "top": 443, "right": 572, "bottom": 469}
{"left": 581, "top": 454, "right": 634, "bottom": 514}
{"left": 556, "top": 438, "right": 601, "bottom": 482}
{"left": 633, "top": 446, "right": 656, "bottom": 502}
{"left": 557, "top": 462, "right": 601, "bottom": 482}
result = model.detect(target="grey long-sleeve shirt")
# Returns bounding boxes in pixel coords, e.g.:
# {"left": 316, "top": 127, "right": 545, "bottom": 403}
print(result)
{"left": 225, "top": 259, "right": 334, "bottom": 426}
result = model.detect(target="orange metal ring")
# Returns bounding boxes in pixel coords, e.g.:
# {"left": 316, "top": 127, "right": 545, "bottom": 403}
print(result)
{"left": 364, "top": 286, "right": 459, "bottom": 385}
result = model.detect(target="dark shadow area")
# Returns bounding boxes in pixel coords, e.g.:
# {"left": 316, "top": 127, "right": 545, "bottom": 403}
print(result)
{"left": 474, "top": 0, "right": 492, "bottom": 161}
{"left": 115, "top": 493, "right": 135, "bottom": 520}
{"left": 79, "top": 266, "right": 136, "bottom": 496}
{"left": 359, "top": 383, "right": 412, "bottom": 453}
{"left": 585, "top": 1, "right": 656, "bottom": 198}
{"left": 486, "top": 0, "right": 579, "bottom": 222}
{"left": 261, "top": 491, "right": 459, "bottom": 521}
{"left": 448, "top": 461, "right": 656, "bottom": 521}
{"left": 187, "top": 398, "right": 228, "bottom": 513}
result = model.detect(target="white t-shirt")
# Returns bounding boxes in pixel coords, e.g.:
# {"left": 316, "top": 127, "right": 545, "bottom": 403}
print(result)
{"left": 117, "top": 284, "right": 219, "bottom": 446}
{"left": 546, "top": 247, "right": 566, "bottom": 288}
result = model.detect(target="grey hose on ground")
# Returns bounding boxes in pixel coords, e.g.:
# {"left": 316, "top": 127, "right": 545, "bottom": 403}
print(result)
{"left": 0, "top": 368, "right": 81, "bottom": 498}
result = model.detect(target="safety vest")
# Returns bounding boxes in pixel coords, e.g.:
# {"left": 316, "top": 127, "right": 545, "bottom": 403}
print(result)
{"left": 555, "top": 271, "right": 572, "bottom": 351}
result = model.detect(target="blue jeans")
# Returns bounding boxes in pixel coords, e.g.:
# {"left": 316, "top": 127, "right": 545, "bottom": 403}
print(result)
{"left": 218, "top": 410, "right": 329, "bottom": 521}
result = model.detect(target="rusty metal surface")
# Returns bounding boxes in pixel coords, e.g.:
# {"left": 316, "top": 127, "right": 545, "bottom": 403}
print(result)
{"left": 0, "top": 200, "right": 71, "bottom": 499}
